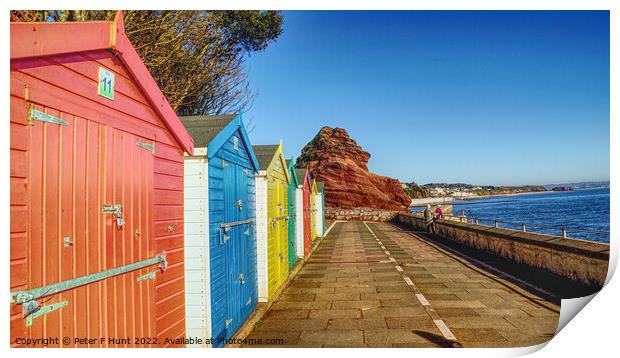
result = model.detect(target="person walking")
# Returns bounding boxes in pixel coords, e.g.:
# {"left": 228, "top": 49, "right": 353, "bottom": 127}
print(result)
{"left": 424, "top": 204, "right": 435, "bottom": 234}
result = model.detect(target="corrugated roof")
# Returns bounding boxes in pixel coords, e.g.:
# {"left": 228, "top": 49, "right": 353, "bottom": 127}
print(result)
{"left": 180, "top": 115, "right": 237, "bottom": 148}
{"left": 253, "top": 144, "right": 280, "bottom": 170}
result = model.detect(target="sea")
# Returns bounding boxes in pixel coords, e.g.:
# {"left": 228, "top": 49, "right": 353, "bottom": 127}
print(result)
{"left": 412, "top": 187, "right": 610, "bottom": 243}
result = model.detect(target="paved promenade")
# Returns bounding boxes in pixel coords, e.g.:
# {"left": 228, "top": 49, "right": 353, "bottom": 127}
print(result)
{"left": 243, "top": 221, "right": 559, "bottom": 348}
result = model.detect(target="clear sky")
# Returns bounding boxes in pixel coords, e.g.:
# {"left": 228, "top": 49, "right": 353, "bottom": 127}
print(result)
{"left": 244, "top": 11, "right": 609, "bottom": 186}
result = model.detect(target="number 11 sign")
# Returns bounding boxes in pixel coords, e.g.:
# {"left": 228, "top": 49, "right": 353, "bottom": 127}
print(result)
{"left": 98, "top": 67, "right": 115, "bottom": 100}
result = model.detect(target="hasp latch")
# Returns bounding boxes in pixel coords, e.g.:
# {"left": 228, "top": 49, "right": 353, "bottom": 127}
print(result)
{"left": 102, "top": 204, "right": 124, "bottom": 229}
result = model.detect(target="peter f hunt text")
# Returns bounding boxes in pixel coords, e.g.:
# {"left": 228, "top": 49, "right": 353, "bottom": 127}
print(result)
{"left": 13, "top": 336, "right": 284, "bottom": 347}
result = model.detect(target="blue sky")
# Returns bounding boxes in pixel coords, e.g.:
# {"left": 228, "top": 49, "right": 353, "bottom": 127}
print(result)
{"left": 244, "top": 11, "right": 609, "bottom": 186}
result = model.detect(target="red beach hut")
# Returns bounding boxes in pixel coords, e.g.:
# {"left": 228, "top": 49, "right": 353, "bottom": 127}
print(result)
{"left": 295, "top": 167, "right": 312, "bottom": 255}
{"left": 10, "top": 13, "right": 194, "bottom": 347}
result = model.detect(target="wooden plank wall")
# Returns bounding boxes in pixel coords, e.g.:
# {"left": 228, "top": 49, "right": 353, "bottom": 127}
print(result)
{"left": 10, "top": 49, "right": 186, "bottom": 347}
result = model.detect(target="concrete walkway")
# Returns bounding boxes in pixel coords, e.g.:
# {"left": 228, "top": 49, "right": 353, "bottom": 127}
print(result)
{"left": 242, "top": 221, "right": 559, "bottom": 348}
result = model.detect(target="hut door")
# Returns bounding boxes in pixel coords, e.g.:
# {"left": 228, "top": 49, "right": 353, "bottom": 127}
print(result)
{"left": 235, "top": 164, "right": 255, "bottom": 322}
{"left": 287, "top": 183, "right": 296, "bottom": 268}
{"left": 222, "top": 160, "right": 241, "bottom": 338}
{"left": 21, "top": 107, "right": 156, "bottom": 346}
{"left": 222, "top": 159, "right": 254, "bottom": 338}
{"left": 303, "top": 188, "right": 312, "bottom": 255}
{"left": 278, "top": 179, "right": 289, "bottom": 283}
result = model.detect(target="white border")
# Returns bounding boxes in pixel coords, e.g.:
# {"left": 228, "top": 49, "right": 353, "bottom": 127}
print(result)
{"left": 3, "top": 1, "right": 617, "bottom": 357}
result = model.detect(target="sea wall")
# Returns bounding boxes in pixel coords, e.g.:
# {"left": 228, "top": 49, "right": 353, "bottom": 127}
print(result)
{"left": 410, "top": 197, "right": 455, "bottom": 206}
{"left": 325, "top": 207, "right": 399, "bottom": 222}
{"left": 393, "top": 212, "right": 609, "bottom": 287}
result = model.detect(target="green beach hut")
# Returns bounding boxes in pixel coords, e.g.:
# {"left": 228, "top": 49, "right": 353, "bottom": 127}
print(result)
{"left": 286, "top": 159, "right": 300, "bottom": 268}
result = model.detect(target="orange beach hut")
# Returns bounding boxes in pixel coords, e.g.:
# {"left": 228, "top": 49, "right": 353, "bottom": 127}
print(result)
{"left": 10, "top": 13, "right": 194, "bottom": 347}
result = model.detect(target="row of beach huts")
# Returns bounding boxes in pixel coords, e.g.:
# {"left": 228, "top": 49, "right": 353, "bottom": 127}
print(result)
{"left": 10, "top": 14, "right": 326, "bottom": 347}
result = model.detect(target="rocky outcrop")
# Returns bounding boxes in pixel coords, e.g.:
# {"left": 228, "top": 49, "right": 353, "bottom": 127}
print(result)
{"left": 295, "top": 126, "right": 410, "bottom": 211}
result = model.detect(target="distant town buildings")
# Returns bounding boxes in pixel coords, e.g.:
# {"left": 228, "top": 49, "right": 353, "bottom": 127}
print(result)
{"left": 401, "top": 182, "right": 549, "bottom": 199}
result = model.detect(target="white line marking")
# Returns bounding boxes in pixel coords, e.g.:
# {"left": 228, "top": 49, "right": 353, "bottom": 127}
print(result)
{"left": 416, "top": 293, "right": 430, "bottom": 306}
{"left": 434, "top": 319, "right": 458, "bottom": 341}
{"left": 363, "top": 221, "right": 461, "bottom": 346}
{"left": 324, "top": 221, "right": 338, "bottom": 236}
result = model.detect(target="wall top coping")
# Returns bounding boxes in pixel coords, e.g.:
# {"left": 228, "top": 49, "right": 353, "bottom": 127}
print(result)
{"left": 398, "top": 212, "right": 609, "bottom": 260}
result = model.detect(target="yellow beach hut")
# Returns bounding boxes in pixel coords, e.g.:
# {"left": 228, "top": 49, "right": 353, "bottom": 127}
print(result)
{"left": 254, "top": 143, "right": 290, "bottom": 302}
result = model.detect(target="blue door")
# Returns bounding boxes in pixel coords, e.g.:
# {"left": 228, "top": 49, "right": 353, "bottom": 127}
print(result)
{"left": 222, "top": 159, "right": 241, "bottom": 341}
{"left": 236, "top": 165, "right": 256, "bottom": 322}
{"left": 218, "top": 158, "right": 257, "bottom": 346}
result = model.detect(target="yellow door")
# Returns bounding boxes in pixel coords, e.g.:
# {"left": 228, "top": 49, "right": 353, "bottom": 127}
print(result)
{"left": 266, "top": 155, "right": 290, "bottom": 299}
{"left": 267, "top": 176, "right": 279, "bottom": 299}
{"left": 278, "top": 176, "right": 289, "bottom": 284}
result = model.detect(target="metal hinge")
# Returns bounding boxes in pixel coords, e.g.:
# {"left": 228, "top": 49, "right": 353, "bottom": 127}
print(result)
{"left": 137, "top": 271, "right": 157, "bottom": 281}
{"left": 136, "top": 141, "right": 155, "bottom": 154}
{"left": 246, "top": 297, "right": 252, "bottom": 306}
{"left": 24, "top": 300, "right": 68, "bottom": 327}
{"left": 28, "top": 106, "right": 69, "bottom": 126}
{"left": 236, "top": 199, "right": 243, "bottom": 210}
{"left": 10, "top": 252, "right": 167, "bottom": 326}
{"left": 226, "top": 319, "right": 233, "bottom": 328}
{"left": 238, "top": 273, "right": 245, "bottom": 285}
{"left": 222, "top": 159, "right": 229, "bottom": 167}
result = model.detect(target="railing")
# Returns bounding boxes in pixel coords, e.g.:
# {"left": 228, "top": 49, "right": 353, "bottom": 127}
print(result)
{"left": 435, "top": 214, "right": 610, "bottom": 241}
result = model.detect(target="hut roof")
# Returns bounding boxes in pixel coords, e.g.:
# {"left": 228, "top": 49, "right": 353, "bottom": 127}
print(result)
{"left": 180, "top": 115, "right": 236, "bottom": 148}
{"left": 253, "top": 145, "right": 280, "bottom": 170}
{"left": 295, "top": 168, "right": 307, "bottom": 182}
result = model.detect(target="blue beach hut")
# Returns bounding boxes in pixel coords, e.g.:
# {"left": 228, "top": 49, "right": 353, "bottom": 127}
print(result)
{"left": 182, "top": 114, "right": 259, "bottom": 347}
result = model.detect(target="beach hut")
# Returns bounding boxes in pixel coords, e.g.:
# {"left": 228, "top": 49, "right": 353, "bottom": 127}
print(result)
{"left": 295, "top": 167, "right": 312, "bottom": 256}
{"left": 254, "top": 144, "right": 290, "bottom": 302}
{"left": 316, "top": 181, "right": 326, "bottom": 237}
{"left": 181, "top": 114, "right": 259, "bottom": 347}
{"left": 9, "top": 13, "right": 194, "bottom": 347}
{"left": 310, "top": 177, "right": 319, "bottom": 240}
{"left": 286, "top": 160, "right": 300, "bottom": 268}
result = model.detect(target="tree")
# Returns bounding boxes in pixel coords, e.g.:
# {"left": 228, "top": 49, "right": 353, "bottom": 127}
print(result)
{"left": 10, "top": 10, "right": 283, "bottom": 115}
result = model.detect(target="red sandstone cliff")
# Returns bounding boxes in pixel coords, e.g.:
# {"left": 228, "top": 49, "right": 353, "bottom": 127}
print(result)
{"left": 295, "top": 127, "right": 410, "bottom": 211}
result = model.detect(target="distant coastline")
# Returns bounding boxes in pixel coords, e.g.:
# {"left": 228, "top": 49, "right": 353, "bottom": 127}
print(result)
{"left": 409, "top": 185, "right": 610, "bottom": 207}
